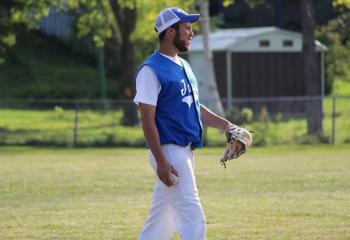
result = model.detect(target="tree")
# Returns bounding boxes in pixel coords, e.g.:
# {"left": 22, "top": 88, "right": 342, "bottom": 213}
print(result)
{"left": 0, "top": 0, "right": 19, "bottom": 64}
{"left": 108, "top": 0, "right": 138, "bottom": 125}
{"left": 102, "top": 0, "right": 199, "bottom": 125}
{"left": 316, "top": 1, "right": 350, "bottom": 95}
{"left": 301, "top": 0, "right": 323, "bottom": 136}
{"left": 332, "top": 0, "right": 350, "bottom": 44}
{"left": 10, "top": 0, "right": 198, "bottom": 125}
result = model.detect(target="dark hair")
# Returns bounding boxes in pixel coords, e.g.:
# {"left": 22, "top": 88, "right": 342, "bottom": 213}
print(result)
{"left": 158, "top": 22, "right": 181, "bottom": 42}
{"left": 158, "top": 30, "right": 166, "bottom": 42}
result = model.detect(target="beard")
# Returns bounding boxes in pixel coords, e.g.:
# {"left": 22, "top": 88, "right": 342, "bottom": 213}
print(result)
{"left": 173, "top": 30, "right": 188, "bottom": 52}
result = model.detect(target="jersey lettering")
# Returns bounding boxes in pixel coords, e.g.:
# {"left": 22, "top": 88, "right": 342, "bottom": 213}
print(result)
{"left": 180, "top": 79, "right": 187, "bottom": 96}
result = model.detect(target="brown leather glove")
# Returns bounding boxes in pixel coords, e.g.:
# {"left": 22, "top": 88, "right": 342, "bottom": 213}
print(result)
{"left": 220, "top": 125, "right": 253, "bottom": 168}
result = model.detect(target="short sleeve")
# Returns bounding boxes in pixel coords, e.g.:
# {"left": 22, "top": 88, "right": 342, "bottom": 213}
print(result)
{"left": 133, "top": 65, "right": 161, "bottom": 106}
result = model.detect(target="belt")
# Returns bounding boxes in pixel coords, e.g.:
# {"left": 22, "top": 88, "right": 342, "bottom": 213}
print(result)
{"left": 188, "top": 142, "right": 196, "bottom": 151}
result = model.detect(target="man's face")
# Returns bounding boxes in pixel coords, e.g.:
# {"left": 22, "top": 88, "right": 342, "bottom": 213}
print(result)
{"left": 173, "top": 22, "right": 194, "bottom": 52}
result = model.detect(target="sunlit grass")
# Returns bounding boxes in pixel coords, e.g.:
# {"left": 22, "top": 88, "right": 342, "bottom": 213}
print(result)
{"left": 0, "top": 146, "right": 349, "bottom": 239}
{"left": 0, "top": 94, "right": 349, "bottom": 146}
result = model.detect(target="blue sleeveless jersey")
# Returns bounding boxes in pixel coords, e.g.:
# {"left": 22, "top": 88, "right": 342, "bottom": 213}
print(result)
{"left": 139, "top": 51, "right": 203, "bottom": 148}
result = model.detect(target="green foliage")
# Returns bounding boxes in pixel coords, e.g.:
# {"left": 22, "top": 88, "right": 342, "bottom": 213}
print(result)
{"left": 11, "top": 0, "right": 53, "bottom": 29}
{"left": 316, "top": 32, "right": 350, "bottom": 94}
{"left": 223, "top": 0, "right": 265, "bottom": 8}
{"left": 225, "top": 107, "right": 253, "bottom": 125}
{"left": 259, "top": 105, "right": 269, "bottom": 122}
{"left": 333, "top": 0, "right": 350, "bottom": 12}
{"left": 327, "top": 43, "right": 350, "bottom": 85}
{"left": 53, "top": 106, "right": 65, "bottom": 119}
{"left": 333, "top": 79, "right": 350, "bottom": 96}
{"left": 250, "top": 106, "right": 270, "bottom": 146}
{"left": 210, "top": 94, "right": 350, "bottom": 147}
{"left": 0, "top": 31, "right": 121, "bottom": 99}
{"left": 316, "top": 0, "right": 350, "bottom": 94}
{"left": 73, "top": 0, "right": 115, "bottom": 47}
{"left": 241, "top": 107, "right": 253, "bottom": 121}
{"left": 316, "top": 13, "right": 350, "bottom": 86}
{"left": 0, "top": 1, "right": 17, "bottom": 64}
{"left": 133, "top": 0, "right": 198, "bottom": 63}
{"left": 1, "top": 0, "right": 198, "bottom": 66}
{"left": 1, "top": 33, "right": 16, "bottom": 46}
{"left": 12, "top": 0, "right": 197, "bottom": 49}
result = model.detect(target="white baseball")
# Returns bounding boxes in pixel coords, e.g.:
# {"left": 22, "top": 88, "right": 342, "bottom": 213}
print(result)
{"left": 170, "top": 174, "right": 179, "bottom": 185}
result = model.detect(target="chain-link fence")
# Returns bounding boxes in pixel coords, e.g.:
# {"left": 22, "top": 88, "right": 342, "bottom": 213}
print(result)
{"left": 0, "top": 96, "right": 349, "bottom": 147}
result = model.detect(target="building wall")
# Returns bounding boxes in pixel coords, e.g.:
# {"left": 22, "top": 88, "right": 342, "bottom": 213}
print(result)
{"left": 39, "top": 9, "right": 74, "bottom": 42}
{"left": 212, "top": 51, "right": 322, "bottom": 115}
{"left": 212, "top": 52, "right": 227, "bottom": 99}
{"left": 232, "top": 31, "right": 302, "bottom": 52}
{"left": 213, "top": 51, "right": 322, "bottom": 98}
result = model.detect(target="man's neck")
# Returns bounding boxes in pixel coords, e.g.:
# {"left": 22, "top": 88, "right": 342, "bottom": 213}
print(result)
{"left": 158, "top": 43, "right": 178, "bottom": 57}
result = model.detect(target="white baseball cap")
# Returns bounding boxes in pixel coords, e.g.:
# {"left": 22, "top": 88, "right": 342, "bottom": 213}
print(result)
{"left": 155, "top": 7, "right": 200, "bottom": 34}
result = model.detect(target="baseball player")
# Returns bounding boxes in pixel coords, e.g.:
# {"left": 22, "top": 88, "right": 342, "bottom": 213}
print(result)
{"left": 134, "top": 7, "right": 252, "bottom": 240}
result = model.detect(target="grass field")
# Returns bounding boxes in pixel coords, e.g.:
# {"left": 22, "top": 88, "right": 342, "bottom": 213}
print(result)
{"left": 1, "top": 145, "right": 349, "bottom": 239}
{"left": 0, "top": 96, "right": 349, "bottom": 146}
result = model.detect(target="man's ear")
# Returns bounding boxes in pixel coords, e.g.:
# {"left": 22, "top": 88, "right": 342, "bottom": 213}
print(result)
{"left": 166, "top": 27, "right": 176, "bottom": 38}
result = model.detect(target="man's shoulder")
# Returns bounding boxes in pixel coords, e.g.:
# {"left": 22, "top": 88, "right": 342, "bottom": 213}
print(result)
{"left": 138, "top": 65, "right": 154, "bottom": 75}
{"left": 143, "top": 52, "right": 157, "bottom": 64}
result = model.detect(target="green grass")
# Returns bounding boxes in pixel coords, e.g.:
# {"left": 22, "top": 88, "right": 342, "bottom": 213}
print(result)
{"left": 0, "top": 31, "right": 120, "bottom": 99}
{"left": 207, "top": 96, "right": 350, "bottom": 145}
{"left": 323, "top": 96, "right": 350, "bottom": 143}
{"left": 333, "top": 80, "right": 350, "bottom": 96}
{"left": 0, "top": 108, "right": 145, "bottom": 146}
{"left": 0, "top": 146, "right": 349, "bottom": 239}
{"left": 0, "top": 95, "right": 349, "bottom": 146}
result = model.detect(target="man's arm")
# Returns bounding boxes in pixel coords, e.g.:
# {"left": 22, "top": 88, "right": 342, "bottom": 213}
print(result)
{"left": 200, "top": 104, "right": 232, "bottom": 131}
{"left": 201, "top": 104, "right": 253, "bottom": 167}
{"left": 139, "top": 103, "right": 179, "bottom": 187}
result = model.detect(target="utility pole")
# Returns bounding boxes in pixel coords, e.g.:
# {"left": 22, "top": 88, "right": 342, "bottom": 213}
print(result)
{"left": 198, "top": 0, "right": 224, "bottom": 116}
{"left": 97, "top": 47, "right": 107, "bottom": 113}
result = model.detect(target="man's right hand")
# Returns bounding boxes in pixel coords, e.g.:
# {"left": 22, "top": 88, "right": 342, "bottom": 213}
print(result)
{"left": 139, "top": 103, "right": 179, "bottom": 187}
{"left": 157, "top": 161, "right": 179, "bottom": 187}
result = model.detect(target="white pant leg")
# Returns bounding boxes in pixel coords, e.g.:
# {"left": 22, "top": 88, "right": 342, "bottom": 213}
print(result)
{"left": 163, "top": 145, "right": 206, "bottom": 240}
{"left": 139, "top": 183, "right": 177, "bottom": 240}
{"left": 139, "top": 144, "right": 206, "bottom": 240}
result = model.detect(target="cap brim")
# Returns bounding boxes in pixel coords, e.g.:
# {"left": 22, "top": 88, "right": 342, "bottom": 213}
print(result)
{"left": 179, "top": 14, "right": 200, "bottom": 23}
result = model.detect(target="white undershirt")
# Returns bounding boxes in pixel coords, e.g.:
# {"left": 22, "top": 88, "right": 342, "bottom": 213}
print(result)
{"left": 133, "top": 53, "right": 182, "bottom": 106}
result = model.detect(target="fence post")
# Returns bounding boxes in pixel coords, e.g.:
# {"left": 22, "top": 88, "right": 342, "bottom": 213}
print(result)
{"left": 73, "top": 101, "right": 79, "bottom": 147}
{"left": 331, "top": 96, "right": 336, "bottom": 144}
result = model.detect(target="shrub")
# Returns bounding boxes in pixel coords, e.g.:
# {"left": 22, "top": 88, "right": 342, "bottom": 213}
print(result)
{"left": 225, "top": 107, "right": 254, "bottom": 125}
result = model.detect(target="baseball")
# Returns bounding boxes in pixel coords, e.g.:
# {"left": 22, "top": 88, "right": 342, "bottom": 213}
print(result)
{"left": 170, "top": 174, "right": 179, "bottom": 185}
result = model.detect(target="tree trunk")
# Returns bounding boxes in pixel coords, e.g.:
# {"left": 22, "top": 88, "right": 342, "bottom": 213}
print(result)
{"left": 198, "top": 0, "right": 224, "bottom": 116}
{"left": 120, "top": 30, "right": 138, "bottom": 126}
{"left": 109, "top": 0, "right": 138, "bottom": 126}
{"left": 301, "top": 0, "right": 323, "bottom": 136}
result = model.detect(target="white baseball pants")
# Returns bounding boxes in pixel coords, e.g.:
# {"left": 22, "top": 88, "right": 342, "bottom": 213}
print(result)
{"left": 139, "top": 144, "right": 206, "bottom": 240}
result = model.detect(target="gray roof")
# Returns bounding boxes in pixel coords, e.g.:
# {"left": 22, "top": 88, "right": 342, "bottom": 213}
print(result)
{"left": 190, "top": 26, "right": 327, "bottom": 52}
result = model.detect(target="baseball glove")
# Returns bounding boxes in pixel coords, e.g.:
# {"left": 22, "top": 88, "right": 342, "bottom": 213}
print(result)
{"left": 220, "top": 125, "right": 253, "bottom": 168}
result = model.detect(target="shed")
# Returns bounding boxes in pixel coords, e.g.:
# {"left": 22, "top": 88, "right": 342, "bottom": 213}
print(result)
{"left": 188, "top": 27, "right": 327, "bottom": 113}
